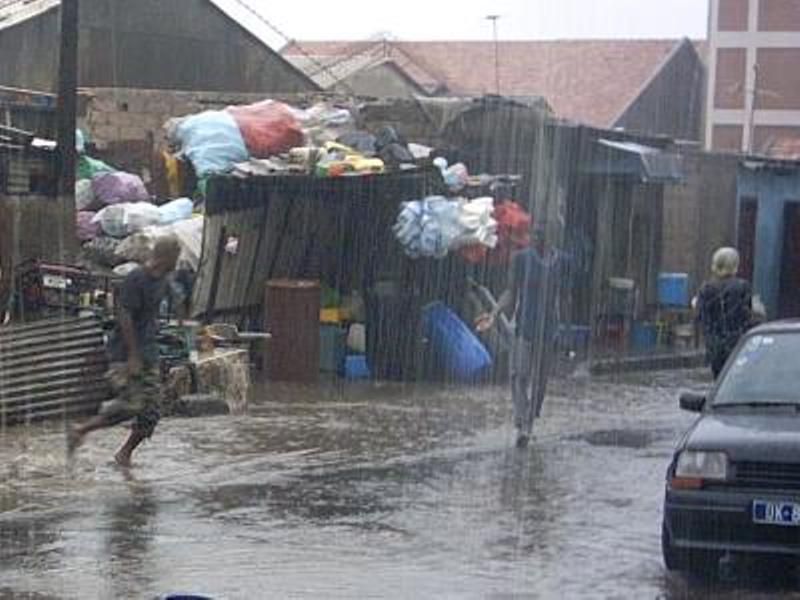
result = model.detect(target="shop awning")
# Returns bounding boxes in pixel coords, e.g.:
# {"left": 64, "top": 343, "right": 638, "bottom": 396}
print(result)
{"left": 584, "top": 139, "right": 684, "bottom": 183}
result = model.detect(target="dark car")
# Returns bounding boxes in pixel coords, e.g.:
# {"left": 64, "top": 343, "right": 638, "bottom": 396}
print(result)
{"left": 662, "top": 321, "right": 800, "bottom": 572}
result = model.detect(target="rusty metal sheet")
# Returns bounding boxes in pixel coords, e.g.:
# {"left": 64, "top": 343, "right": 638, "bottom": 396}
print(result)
{"left": 0, "top": 314, "right": 110, "bottom": 425}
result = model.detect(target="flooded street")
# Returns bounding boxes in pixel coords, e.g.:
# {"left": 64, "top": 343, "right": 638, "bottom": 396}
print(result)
{"left": 2, "top": 369, "right": 799, "bottom": 599}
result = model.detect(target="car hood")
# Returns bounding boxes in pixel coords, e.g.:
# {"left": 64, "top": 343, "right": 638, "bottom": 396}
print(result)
{"left": 686, "top": 411, "right": 800, "bottom": 462}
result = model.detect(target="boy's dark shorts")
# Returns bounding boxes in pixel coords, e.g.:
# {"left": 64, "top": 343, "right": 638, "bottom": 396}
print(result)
{"left": 101, "top": 363, "right": 162, "bottom": 438}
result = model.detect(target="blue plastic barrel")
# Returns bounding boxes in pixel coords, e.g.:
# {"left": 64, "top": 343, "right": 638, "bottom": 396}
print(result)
{"left": 422, "top": 302, "right": 492, "bottom": 380}
{"left": 631, "top": 321, "right": 658, "bottom": 351}
{"left": 657, "top": 273, "right": 689, "bottom": 307}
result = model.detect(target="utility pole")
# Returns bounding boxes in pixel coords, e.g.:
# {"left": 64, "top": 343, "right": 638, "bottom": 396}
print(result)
{"left": 56, "top": 0, "right": 79, "bottom": 197}
{"left": 487, "top": 15, "right": 500, "bottom": 95}
{"left": 746, "top": 62, "right": 760, "bottom": 155}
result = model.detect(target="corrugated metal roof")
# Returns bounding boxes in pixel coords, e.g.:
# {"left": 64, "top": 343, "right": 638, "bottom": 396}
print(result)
{"left": 0, "top": 315, "right": 110, "bottom": 425}
{"left": 284, "top": 39, "right": 703, "bottom": 128}
{"left": 0, "top": 0, "right": 59, "bottom": 32}
{"left": 0, "top": 0, "right": 281, "bottom": 50}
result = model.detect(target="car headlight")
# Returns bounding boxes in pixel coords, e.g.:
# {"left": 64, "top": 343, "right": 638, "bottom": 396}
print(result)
{"left": 671, "top": 451, "right": 728, "bottom": 489}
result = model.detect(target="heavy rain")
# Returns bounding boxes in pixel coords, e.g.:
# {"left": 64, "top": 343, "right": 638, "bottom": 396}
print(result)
{"left": 2, "top": 1, "right": 800, "bottom": 598}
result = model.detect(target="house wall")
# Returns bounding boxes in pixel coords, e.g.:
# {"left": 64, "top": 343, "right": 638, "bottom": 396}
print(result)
{"left": 0, "top": 0, "right": 316, "bottom": 93}
{"left": 706, "top": 0, "right": 800, "bottom": 153}
{"left": 614, "top": 40, "right": 706, "bottom": 141}
{"left": 738, "top": 164, "right": 800, "bottom": 317}
{"left": 661, "top": 150, "right": 740, "bottom": 294}
{"left": 334, "top": 63, "right": 425, "bottom": 99}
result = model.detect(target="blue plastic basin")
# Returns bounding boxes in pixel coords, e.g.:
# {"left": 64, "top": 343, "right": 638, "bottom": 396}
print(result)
{"left": 422, "top": 302, "right": 492, "bottom": 380}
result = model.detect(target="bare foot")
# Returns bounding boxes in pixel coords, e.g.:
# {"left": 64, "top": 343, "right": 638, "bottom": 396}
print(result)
{"left": 114, "top": 452, "right": 132, "bottom": 469}
{"left": 66, "top": 426, "right": 84, "bottom": 457}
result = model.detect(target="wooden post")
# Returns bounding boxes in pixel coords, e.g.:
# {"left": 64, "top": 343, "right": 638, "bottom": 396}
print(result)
{"left": 55, "top": 0, "right": 79, "bottom": 260}
{"left": 56, "top": 0, "right": 79, "bottom": 195}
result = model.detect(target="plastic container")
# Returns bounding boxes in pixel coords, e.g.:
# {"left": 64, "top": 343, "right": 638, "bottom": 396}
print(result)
{"left": 422, "top": 302, "right": 492, "bottom": 381}
{"left": 658, "top": 273, "right": 689, "bottom": 307}
{"left": 343, "top": 354, "right": 370, "bottom": 379}
{"left": 320, "top": 324, "right": 346, "bottom": 373}
{"left": 631, "top": 321, "right": 658, "bottom": 351}
{"left": 607, "top": 277, "right": 635, "bottom": 316}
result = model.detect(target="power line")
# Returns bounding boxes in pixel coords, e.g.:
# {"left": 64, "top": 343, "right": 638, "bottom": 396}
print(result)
{"left": 227, "top": 0, "right": 356, "bottom": 95}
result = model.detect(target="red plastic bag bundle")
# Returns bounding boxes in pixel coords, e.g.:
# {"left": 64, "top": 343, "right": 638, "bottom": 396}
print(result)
{"left": 226, "top": 100, "right": 304, "bottom": 158}
{"left": 458, "top": 201, "right": 532, "bottom": 265}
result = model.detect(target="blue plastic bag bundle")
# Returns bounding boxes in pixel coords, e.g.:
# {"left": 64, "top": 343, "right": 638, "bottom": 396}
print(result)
{"left": 394, "top": 196, "right": 464, "bottom": 259}
{"left": 174, "top": 111, "right": 249, "bottom": 178}
{"left": 158, "top": 198, "right": 194, "bottom": 225}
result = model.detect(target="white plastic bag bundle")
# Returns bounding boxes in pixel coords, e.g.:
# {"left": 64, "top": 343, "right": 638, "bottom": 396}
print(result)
{"left": 93, "top": 203, "right": 161, "bottom": 238}
{"left": 158, "top": 197, "right": 194, "bottom": 225}
{"left": 454, "top": 197, "right": 498, "bottom": 249}
{"left": 394, "top": 196, "right": 497, "bottom": 259}
{"left": 75, "top": 180, "right": 95, "bottom": 211}
{"left": 115, "top": 217, "right": 204, "bottom": 271}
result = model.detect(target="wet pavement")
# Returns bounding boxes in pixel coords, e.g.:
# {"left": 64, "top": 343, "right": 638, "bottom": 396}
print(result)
{"left": 1, "top": 369, "right": 800, "bottom": 599}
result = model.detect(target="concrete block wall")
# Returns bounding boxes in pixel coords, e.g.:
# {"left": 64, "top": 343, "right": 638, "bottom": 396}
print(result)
{"left": 77, "top": 87, "right": 352, "bottom": 150}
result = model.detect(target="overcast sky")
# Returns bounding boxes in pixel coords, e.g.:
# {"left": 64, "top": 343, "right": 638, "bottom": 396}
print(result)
{"left": 238, "top": 0, "right": 709, "bottom": 47}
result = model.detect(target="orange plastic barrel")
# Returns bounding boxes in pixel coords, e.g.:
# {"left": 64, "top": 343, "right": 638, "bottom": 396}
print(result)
{"left": 265, "top": 279, "right": 320, "bottom": 382}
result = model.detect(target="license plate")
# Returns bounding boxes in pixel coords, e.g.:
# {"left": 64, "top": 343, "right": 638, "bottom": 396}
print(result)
{"left": 753, "top": 500, "right": 800, "bottom": 526}
{"left": 42, "top": 274, "right": 70, "bottom": 290}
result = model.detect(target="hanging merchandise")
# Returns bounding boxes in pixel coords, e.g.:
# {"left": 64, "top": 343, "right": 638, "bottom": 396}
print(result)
{"left": 394, "top": 196, "right": 497, "bottom": 259}
{"left": 459, "top": 200, "right": 531, "bottom": 265}
{"left": 170, "top": 111, "right": 249, "bottom": 178}
{"left": 226, "top": 100, "right": 305, "bottom": 159}
{"left": 91, "top": 171, "right": 150, "bottom": 207}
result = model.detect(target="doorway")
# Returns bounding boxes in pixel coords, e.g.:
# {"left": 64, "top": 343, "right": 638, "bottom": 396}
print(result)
{"left": 778, "top": 201, "right": 800, "bottom": 318}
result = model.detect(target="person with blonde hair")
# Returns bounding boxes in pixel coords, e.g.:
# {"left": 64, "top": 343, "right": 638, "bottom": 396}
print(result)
{"left": 694, "top": 247, "right": 754, "bottom": 379}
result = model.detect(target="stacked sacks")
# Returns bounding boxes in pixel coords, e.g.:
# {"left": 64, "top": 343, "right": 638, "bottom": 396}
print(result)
{"left": 168, "top": 111, "right": 249, "bottom": 179}
{"left": 226, "top": 100, "right": 304, "bottom": 159}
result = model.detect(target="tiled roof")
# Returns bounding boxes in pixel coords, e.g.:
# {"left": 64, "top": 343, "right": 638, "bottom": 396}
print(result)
{"left": 763, "top": 134, "right": 800, "bottom": 161}
{"left": 284, "top": 39, "right": 704, "bottom": 128}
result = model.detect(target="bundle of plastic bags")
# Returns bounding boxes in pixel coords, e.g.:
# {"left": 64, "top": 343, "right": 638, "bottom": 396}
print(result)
{"left": 226, "top": 100, "right": 304, "bottom": 158}
{"left": 169, "top": 111, "right": 249, "bottom": 178}
{"left": 394, "top": 196, "right": 497, "bottom": 259}
{"left": 93, "top": 202, "right": 162, "bottom": 238}
{"left": 92, "top": 171, "right": 150, "bottom": 206}
{"left": 115, "top": 217, "right": 204, "bottom": 271}
{"left": 76, "top": 211, "right": 100, "bottom": 242}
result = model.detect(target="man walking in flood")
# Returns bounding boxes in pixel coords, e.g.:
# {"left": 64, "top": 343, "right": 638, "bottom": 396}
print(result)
{"left": 476, "top": 226, "right": 561, "bottom": 449}
{"left": 68, "top": 235, "right": 181, "bottom": 467}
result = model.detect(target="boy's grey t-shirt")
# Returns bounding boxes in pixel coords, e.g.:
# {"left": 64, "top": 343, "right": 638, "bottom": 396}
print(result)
{"left": 109, "top": 267, "right": 169, "bottom": 365}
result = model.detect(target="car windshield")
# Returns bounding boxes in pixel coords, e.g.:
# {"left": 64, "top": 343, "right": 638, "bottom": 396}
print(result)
{"left": 714, "top": 332, "right": 800, "bottom": 407}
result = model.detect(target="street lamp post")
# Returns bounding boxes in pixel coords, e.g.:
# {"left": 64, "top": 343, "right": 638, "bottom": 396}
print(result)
{"left": 487, "top": 15, "right": 500, "bottom": 95}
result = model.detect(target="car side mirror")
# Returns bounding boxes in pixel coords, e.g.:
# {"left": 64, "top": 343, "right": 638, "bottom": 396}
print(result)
{"left": 679, "top": 392, "right": 706, "bottom": 413}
